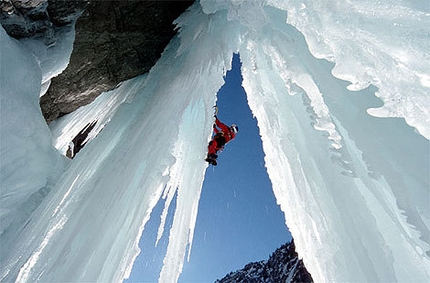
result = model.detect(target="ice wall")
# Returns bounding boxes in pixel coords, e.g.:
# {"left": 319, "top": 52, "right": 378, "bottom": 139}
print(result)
{"left": 1, "top": 3, "right": 240, "bottom": 282}
{"left": 1, "top": 20, "right": 77, "bottom": 263}
{"left": 1, "top": 0, "right": 429, "bottom": 282}
{"left": 200, "top": 0, "right": 429, "bottom": 281}
{"left": 0, "top": 26, "right": 65, "bottom": 265}
{"left": 281, "top": 0, "right": 430, "bottom": 139}
{"left": 233, "top": 1, "right": 430, "bottom": 282}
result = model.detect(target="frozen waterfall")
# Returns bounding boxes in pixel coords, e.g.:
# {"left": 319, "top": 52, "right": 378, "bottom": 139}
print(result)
{"left": 1, "top": 0, "right": 429, "bottom": 282}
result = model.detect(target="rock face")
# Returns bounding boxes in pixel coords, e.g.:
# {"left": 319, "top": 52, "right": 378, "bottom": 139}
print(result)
{"left": 216, "top": 240, "right": 313, "bottom": 283}
{"left": 0, "top": 0, "right": 87, "bottom": 43}
{"left": 1, "top": 0, "right": 194, "bottom": 122}
{"left": 40, "top": 0, "right": 194, "bottom": 122}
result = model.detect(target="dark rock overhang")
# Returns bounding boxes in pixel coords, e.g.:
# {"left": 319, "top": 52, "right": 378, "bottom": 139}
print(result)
{"left": 1, "top": 0, "right": 194, "bottom": 123}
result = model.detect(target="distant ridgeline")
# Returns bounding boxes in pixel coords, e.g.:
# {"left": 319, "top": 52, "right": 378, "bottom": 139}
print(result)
{"left": 216, "top": 240, "right": 313, "bottom": 283}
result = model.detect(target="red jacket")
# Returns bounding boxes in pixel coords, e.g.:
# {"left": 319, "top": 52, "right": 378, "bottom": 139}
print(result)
{"left": 214, "top": 117, "right": 235, "bottom": 143}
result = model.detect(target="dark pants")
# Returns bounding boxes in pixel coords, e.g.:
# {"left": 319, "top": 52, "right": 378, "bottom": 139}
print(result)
{"left": 207, "top": 133, "right": 226, "bottom": 157}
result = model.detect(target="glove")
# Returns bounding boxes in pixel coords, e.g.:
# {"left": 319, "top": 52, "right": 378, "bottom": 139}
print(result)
{"left": 213, "top": 123, "right": 216, "bottom": 128}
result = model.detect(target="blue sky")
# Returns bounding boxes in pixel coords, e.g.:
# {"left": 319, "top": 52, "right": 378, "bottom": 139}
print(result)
{"left": 126, "top": 54, "right": 291, "bottom": 282}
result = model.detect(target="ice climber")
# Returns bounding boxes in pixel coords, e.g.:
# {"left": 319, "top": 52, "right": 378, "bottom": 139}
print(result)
{"left": 205, "top": 115, "right": 238, "bottom": 166}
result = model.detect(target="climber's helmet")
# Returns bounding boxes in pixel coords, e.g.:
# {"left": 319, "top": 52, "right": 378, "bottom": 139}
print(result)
{"left": 230, "top": 124, "right": 239, "bottom": 134}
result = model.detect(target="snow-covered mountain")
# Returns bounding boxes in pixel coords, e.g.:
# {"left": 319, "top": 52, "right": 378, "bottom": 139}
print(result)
{"left": 216, "top": 240, "right": 313, "bottom": 283}
{"left": 0, "top": 0, "right": 429, "bottom": 282}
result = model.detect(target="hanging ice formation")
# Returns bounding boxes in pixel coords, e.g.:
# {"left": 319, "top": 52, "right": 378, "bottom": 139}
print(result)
{"left": 0, "top": 0, "right": 429, "bottom": 282}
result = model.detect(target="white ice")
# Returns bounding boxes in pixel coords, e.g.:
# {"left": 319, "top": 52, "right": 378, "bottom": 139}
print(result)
{"left": 0, "top": 0, "right": 429, "bottom": 282}
{"left": 0, "top": 26, "right": 66, "bottom": 268}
